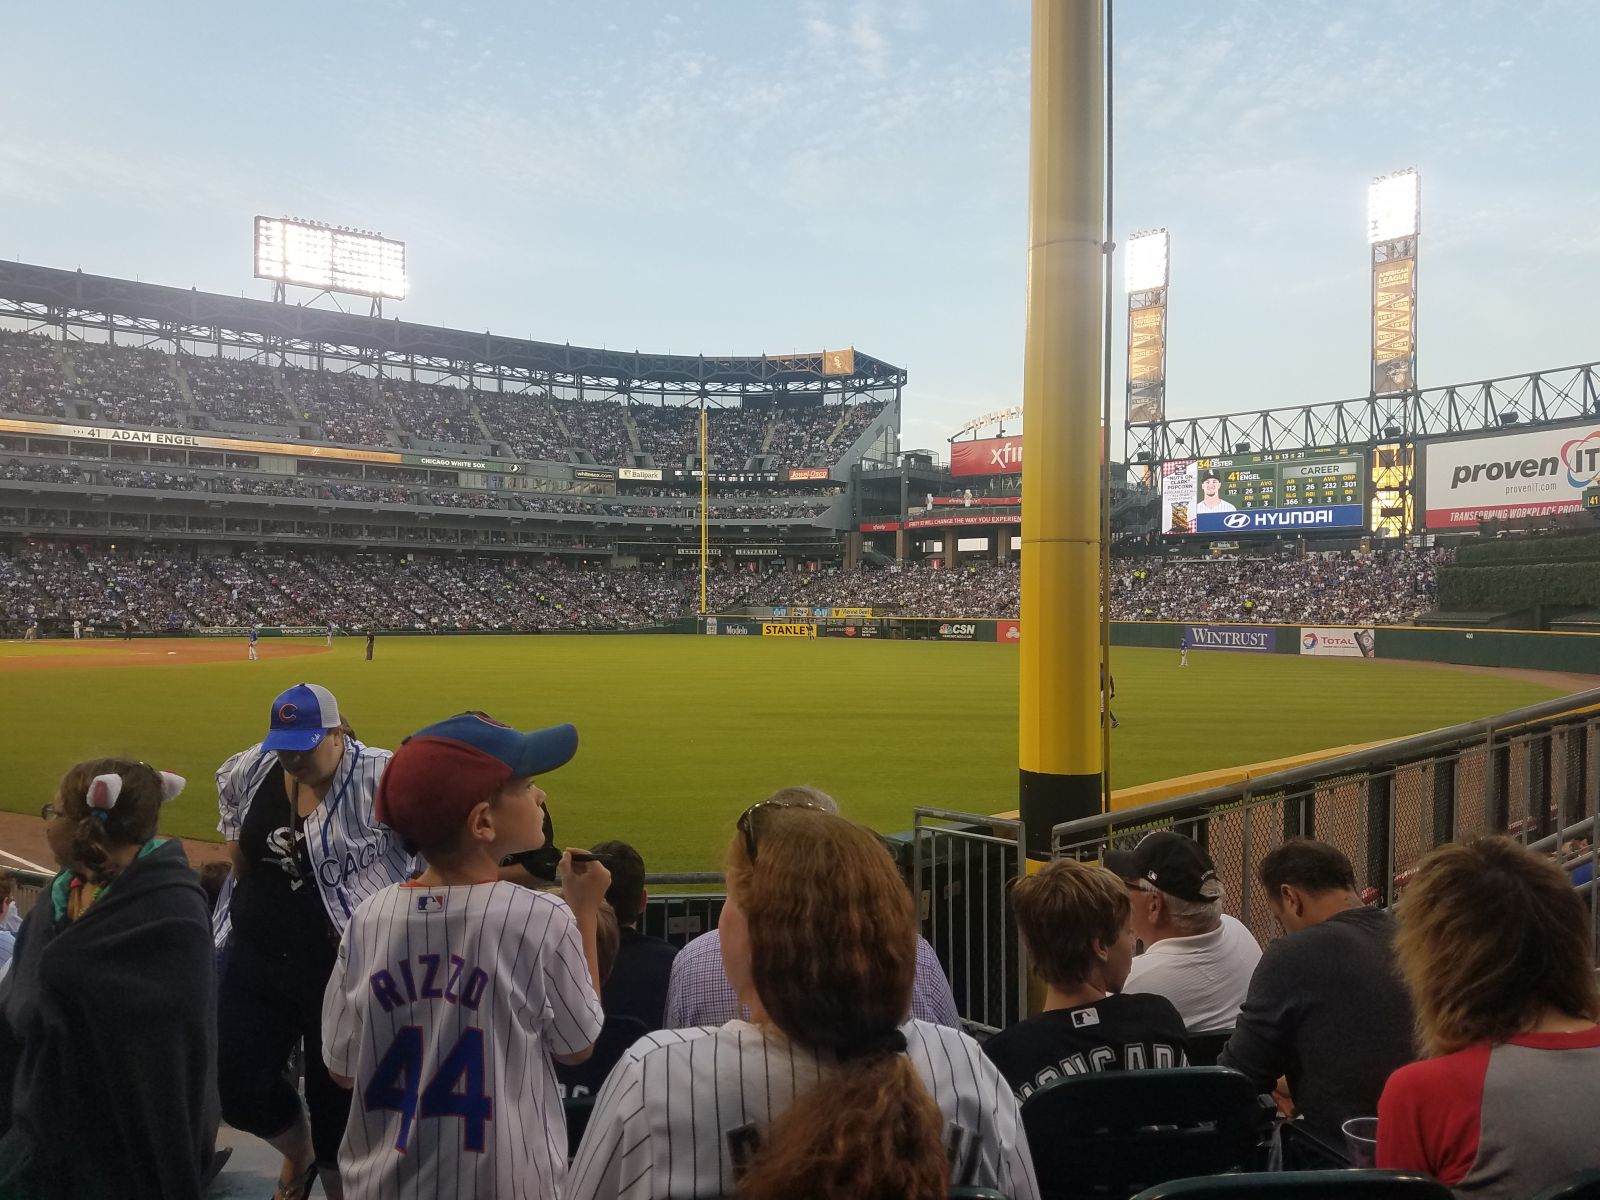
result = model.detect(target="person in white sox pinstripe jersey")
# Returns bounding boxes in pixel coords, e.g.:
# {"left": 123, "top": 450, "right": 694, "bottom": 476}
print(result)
{"left": 569, "top": 804, "right": 1038, "bottom": 1200}
{"left": 213, "top": 683, "right": 412, "bottom": 1200}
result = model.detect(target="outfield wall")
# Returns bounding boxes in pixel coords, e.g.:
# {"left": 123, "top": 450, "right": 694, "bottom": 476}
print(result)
{"left": 702, "top": 614, "right": 1600, "bottom": 673}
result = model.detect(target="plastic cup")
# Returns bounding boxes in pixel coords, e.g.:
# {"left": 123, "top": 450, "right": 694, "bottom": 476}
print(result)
{"left": 1342, "top": 1117, "right": 1380, "bottom": 1168}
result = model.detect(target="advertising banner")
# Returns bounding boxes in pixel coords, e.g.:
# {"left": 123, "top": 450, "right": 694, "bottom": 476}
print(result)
{"left": 830, "top": 607, "right": 874, "bottom": 618}
{"left": 996, "top": 619, "right": 1021, "bottom": 644}
{"left": 1180, "top": 624, "right": 1278, "bottom": 653}
{"left": 618, "top": 467, "right": 663, "bottom": 481}
{"left": 715, "top": 619, "right": 756, "bottom": 636}
{"left": 0, "top": 416, "right": 403, "bottom": 465}
{"left": 785, "top": 467, "right": 831, "bottom": 481}
{"left": 1419, "top": 422, "right": 1600, "bottom": 528}
{"left": 761, "top": 623, "right": 817, "bottom": 638}
{"left": 1160, "top": 449, "right": 1365, "bottom": 537}
{"left": 573, "top": 467, "right": 615, "bottom": 481}
{"left": 860, "top": 520, "right": 900, "bottom": 532}
{"left": 1299, "top": 627, "right": 1376, "bottom": 657}
{"left": 1372, "top": 255, "right": 1416, "bottom": 393}
{"left": 903, "top": 513, "right": 1018, "bottom": 529}
{"left": 931, "top": 494, "right": 1021, "bottom": 507}
{"left": 950, "top": 435, "right": 1024, "bottom": 478}
{"left": 1126, "top": 302, "right": 1167, "bottom": 424}
{"left": 935, "top": 621, "right": 981, "bottom": 641}
{"left": 404, "top": 453, "right": 516, "bottom": 473}
{"left": 733, "top": 548, "right": 782, "bottom": 556}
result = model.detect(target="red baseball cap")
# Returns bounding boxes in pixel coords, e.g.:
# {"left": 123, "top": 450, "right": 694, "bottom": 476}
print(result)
{"left": 376, "top": 712, "right": 578, "bottom": 849}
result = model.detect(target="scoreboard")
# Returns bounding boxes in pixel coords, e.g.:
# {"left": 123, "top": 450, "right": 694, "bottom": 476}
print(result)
{"left": 1161, "top": 447, "right": 1366, "bottom": 536}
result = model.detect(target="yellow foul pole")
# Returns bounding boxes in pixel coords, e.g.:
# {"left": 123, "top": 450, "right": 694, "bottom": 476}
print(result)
{"left": 699, "top": 404, "right": 709, "bottom": 614}
{"left": 1018, "top": 0, "right": 1106, "bottom": 856}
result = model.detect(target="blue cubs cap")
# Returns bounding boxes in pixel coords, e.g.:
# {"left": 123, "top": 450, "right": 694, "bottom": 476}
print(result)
{"left": 375, "top": 712, "right": 578, "bottom": 848}
{"left": 262, "top": 683, "right": 342, "bottom": 753}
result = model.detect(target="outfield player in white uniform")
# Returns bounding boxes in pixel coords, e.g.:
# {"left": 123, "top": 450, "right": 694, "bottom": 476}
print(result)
{"left": 323, "top": 711, "right": 608, "bottom": 1200}
{"left": 570, "top": 804, "right": 1037, "bottom": 1200}
{"left": 214, "top": 683, "right": 412, "bottom": 1200}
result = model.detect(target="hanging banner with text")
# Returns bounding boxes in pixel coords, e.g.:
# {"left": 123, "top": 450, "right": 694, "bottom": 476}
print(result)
{"left": 1372, "top": 253, "right": 1416, "bottom": 393}
{"left": 1126, "top": 299, "right": 1167, "bottom": 424}
{"left": 1180, "top": 624, "right": 1278, "bottom": 653}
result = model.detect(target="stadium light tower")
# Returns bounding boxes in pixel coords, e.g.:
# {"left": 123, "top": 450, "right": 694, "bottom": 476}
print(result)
{"left": 253, "top": 216, "right": 407, "bottom": 316}
{"left": 1367, "top": 170, "right": 1419, "bottom": 395}
{"left": 1124, "top": 228, "right": 1169, "bottom": 430}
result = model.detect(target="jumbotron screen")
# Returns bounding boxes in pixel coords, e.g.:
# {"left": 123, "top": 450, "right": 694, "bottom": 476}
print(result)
{"left": 1160, "top": 447, "right": 1366, "bottom": 536}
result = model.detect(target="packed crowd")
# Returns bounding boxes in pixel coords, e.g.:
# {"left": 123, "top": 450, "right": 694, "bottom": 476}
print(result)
{"left": 1112, "top": 549, "right": 1448, "bottom": 626}
{"left": 0, "top": 454, "right": 835, "bottom": 519}
{"left": 0, "top": 330, "right": 884, "bottom": 466}
{"left": 0, "top": 546, "right": 1453, "bottom": 634}
{"left": 7, "top": 687, "right": 1598, "bottom": 1200}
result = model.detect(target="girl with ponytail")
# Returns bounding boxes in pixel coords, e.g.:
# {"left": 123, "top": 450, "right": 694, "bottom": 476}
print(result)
{"left": 569, "top": 804, "right": 1037, "bottom": 1200}
{"left": 0, "top": 758, "right": 216, "bottom": 1200}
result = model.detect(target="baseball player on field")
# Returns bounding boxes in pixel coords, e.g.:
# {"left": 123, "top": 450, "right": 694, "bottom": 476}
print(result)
{"left": 321, "top": 711, "right": 609, "bottom": 1200}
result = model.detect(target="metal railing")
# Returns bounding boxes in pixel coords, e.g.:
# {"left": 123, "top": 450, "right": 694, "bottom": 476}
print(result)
{"left": 1051, "top": 688, "right": 1600, "bottom": 950}
{"left": 911, "top": 807, "right": 1029, "bottom": 1034}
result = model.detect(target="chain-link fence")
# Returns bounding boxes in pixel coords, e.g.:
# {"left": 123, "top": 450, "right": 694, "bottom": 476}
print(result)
{"left": 1051, "top": 688, "right": 1600, "bottom": 952}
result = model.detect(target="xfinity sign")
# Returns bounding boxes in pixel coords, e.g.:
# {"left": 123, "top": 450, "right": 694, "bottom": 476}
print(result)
{"left": 1195, "top": 504, "right": 1364, "bottom": 534}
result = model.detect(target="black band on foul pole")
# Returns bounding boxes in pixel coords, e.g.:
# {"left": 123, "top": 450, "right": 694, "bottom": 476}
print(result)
{"left": 1019, "top": 769, "right": 1103, "bottom": 859}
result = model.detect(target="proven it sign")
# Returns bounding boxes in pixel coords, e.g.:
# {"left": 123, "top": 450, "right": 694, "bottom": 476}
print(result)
{"left": 1421, "top": 422, "right": 1600, "bottom": 529}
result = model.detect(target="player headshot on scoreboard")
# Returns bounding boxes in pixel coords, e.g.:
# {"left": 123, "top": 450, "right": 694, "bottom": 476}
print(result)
{"left": 1194, "top": 470, "right": 1237, "bottom": 514}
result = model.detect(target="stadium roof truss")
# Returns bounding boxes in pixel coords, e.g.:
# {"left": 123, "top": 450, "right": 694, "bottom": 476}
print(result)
{"left": 1126, "top": 359, "right": 1600, "bottom": 459}
{"left": 0, "top": 262, "right": 905, "bottom": 409}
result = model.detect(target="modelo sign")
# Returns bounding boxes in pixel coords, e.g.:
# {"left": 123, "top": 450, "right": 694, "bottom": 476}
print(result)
{"left": 1180, "top": 624, "right": 1277, "bottom": 653}
{"left": 1300, "top": 626, "right": 1375, "bottom": 658}
{"left": 950, "top": 436, "right": 1023, "bottom": 478}
{"left": 1420, "top": 422, "right": 1600, "bottom": 529}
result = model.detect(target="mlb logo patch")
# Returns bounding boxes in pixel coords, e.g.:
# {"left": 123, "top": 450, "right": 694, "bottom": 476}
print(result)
{"left": 1071, "top": 1008, "right": 1101, "bottom": 1029}
{"left": 416, "top": 894, "right": 446, "bottom": 914}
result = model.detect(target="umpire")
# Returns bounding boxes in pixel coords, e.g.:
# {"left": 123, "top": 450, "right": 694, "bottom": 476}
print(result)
{"left": 213, "top": 684, "right": 412, "bottom": 1200}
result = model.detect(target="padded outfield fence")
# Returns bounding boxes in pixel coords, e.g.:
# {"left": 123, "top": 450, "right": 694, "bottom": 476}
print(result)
{"left": 1049, "top": 687, "right": 1600, "bottom": 952}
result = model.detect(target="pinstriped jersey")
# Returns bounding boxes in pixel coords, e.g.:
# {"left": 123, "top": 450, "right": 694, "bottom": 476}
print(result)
{"left": 567, "top": 1019, "right": 1040, "bottom": 1200}
{"left": 215, "top": 738, "right": 412, "bottom": 941}
{"left": 323, "top": 881, "right": 605, "bottom": 1200}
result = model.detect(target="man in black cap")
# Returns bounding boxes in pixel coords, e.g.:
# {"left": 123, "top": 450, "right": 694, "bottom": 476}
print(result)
{"left": 1104, "top": 832, "right": 1261, "bottom": 1037}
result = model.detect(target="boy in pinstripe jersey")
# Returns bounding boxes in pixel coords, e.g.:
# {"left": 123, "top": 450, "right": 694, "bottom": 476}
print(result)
{"left": 322, "top": 712, "right": 609, "bottom": 1200}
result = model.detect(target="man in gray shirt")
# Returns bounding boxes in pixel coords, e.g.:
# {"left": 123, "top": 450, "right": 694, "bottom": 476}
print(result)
{"left": 1220, "top": 840, "right": 1415, "bottom": 1148}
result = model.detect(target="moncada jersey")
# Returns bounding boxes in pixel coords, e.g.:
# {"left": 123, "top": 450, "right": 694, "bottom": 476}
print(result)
{"left": 323, "top": 881, "right": 605, "bottom": 1200}
{"left": 216, "top": 738, "right": 411, "bottom": 938}
{"left": 567, "top": 1019, "right": 1040, "bottom": 1200}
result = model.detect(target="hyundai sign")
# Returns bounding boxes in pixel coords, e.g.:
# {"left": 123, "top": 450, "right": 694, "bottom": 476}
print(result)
{"left": 1161, "top": 448, "right": 1366, "bottom": 537}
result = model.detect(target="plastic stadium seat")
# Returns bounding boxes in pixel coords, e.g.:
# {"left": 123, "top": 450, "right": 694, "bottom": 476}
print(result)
{"left": 1130, "top": 1172, "right": 1453, "bottom": 1200}
{"left": 1020, "top": 1067, "right": 1268, "bottom": 1200}
{"left": 1531, "top": 1169, "right": 1600, "bottom": 1200}
{"left": 1184, "top": 1031, "right": 1233, "bottom": 1067}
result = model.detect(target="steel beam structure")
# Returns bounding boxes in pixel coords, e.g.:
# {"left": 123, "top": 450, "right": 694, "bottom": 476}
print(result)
{"left": 1125, "top": 360, "right": 1600, "bottom": 462}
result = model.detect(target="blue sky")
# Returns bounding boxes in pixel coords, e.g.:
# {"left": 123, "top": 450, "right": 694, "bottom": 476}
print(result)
{"left": 2, "top": 1, "right": 1596, "bottom": 455}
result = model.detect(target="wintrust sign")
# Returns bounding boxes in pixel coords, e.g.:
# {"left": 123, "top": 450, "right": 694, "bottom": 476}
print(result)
{"left": 950, "top": 436, "right": 1023, "bottom": 478}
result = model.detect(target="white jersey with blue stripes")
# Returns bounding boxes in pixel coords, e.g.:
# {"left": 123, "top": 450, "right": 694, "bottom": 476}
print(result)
{"left": 215, "top": 737, "right": 412, "bottom": 942}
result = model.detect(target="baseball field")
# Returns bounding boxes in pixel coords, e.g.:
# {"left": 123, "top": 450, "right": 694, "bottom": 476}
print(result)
{"left": 0, "top": 635, "right": 1572, "bottom": 873}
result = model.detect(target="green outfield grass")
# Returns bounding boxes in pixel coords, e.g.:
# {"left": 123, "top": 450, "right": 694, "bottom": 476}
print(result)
{"left": 0, "top": 636, "right": 1566, "bottom": 871}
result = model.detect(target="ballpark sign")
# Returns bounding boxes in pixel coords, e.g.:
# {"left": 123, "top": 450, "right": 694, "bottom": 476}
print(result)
{"left": 949, "top": 435, "right": 1023, "bottom": 478}
{"left": 1180, "top": 624, "right": 1277, "bottom": 653}
{"left": 1420, "top": 422, "right": 1600, "bottom": 529}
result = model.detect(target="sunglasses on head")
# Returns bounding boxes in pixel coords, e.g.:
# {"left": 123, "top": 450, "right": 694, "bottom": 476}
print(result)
{"left": 735, "top": 800, "right": 827, "bottom": 864}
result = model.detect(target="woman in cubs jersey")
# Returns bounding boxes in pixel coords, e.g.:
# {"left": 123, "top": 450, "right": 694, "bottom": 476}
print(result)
{"left": 214, "top": 683, "right": 411, "bottom": 1200}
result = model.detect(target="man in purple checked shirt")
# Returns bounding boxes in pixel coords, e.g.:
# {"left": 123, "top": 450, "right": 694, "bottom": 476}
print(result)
{"left": 663, "top": 786, "right": 962, "bottom": 1030}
